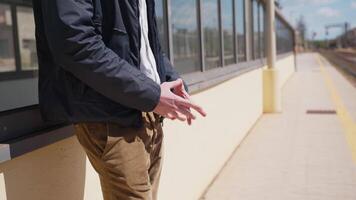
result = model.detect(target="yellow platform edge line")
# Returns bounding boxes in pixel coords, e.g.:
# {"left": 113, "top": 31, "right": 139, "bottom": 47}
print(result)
{"left": 315, "top": 54, "right": 356, "bottom": 164}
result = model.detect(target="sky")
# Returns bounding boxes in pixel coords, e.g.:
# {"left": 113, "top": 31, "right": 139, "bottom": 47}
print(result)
{"left": 279, "top": 0, "right": 356, "bottom": 40}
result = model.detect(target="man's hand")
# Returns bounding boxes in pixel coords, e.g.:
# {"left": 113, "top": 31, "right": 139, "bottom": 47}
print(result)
{"left": 153, "top": 79, "right": 206, "bottom": 125}
{"left": 171, "top": 79, "right": 196, "bottom": 125}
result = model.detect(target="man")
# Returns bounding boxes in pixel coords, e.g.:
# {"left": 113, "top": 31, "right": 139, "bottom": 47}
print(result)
{"left": 32, "top": 0, "right": 206, "bottom": 199}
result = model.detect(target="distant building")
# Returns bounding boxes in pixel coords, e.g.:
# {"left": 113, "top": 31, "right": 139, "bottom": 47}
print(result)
{"left": 345, "top": 28, "right": 356, "bottom": 47}
{"left": 329, "top": 27, "right": 356, "bottom": 48}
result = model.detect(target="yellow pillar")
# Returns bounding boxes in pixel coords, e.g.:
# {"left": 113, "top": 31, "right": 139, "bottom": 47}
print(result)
{"left": 263, "top": 69, "right": 281, "bottom": 112}
{"left": 263, "top": 0, "right": 282, "bottom": 113}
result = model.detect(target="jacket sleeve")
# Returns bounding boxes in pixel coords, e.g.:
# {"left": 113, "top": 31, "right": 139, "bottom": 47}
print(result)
{"left": 161, "top": 52, "right": 189, "bottom": 93}
{"left": 162, "top": 52, "right": 180, "bottom": 82}
{"left": 40, "top": 0, "right": 160, "bottom": 112}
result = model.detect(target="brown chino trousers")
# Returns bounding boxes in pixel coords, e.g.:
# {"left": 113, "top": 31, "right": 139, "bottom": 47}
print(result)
{"left": 74, "top": 112, "right": 164, "bottom": 200}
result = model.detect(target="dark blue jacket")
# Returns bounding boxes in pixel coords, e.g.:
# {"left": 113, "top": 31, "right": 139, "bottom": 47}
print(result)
{"left": 32, "top": 0, "right": 182, "bottom": 127}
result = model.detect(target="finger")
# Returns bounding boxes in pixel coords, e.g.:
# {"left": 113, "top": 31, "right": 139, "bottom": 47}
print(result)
{"left": 176, "top": 112, "right": 187, "bottom": 121}
{"left": 167, "top": 79, "right": 184, "bottom": 89}
{"left": 179, "top": 79, "right": 186, "bottom": 90}
{"left": 175, "top": 80, "right": 190, "bottom": 99}
{"left": 187, "top": 104, "right": 207, "bottom": 118}
{"left": 167, "top": 113, "right": 176, "bottom": 120}
{"left": 177, "top": 105, "right": 193, "bottom": 125}
{"left": 187, "top": 117, "right": 192, "bottom": 126}
{"left": 164, "top": 113, "right": 175, "bottom": 120}
{"left": 181, "top": 90, "right": 191, "bottom": 100}
{"left": 174, "top": 96, "right": 207, "bottom": 117}
{"left": 177, "top": 106, "right": 196, "bottom": 120}
{"left": 179, "top": 106, "right": 193, "bottom": 125}
{"left": 170, "top": 111, "right": 186, "bottom": 122}
{"left": 183, "top": 90, "right": 190, "bottom": 100}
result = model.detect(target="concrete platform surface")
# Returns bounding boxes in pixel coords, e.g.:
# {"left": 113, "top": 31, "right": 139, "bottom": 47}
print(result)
{"left": 201, "top": 53, "right": 356, "bottom": 200}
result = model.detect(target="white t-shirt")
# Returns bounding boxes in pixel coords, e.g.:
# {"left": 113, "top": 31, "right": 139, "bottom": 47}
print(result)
{"left": 138, "top": 0, "right": 161, "bottom": 85}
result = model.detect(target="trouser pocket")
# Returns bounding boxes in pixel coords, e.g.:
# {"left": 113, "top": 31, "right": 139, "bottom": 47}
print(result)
{"left": 74, "top": 122, "right": 108, "bottom": 159}
{"left": 74, "top": 116, "right": 164, "bottom": 200}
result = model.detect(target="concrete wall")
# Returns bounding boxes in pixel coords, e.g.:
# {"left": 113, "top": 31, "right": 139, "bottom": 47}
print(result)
{"left": 158, "top": 67, "right": 263, "bottom": 200}
{"left": 275, "top": 55, "right": 296, "bottom": 90}
{"left": 0, "top": 55, "right": 295, "bottom": 200}
{"left": 0, "top": 137, "right": 87, "bottom": 200}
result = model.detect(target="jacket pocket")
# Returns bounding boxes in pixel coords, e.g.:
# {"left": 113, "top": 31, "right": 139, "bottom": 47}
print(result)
{"left": 92, "top": 0, "right": 103, "bottom": 35}
{"left": 108, "top": 29, "right": 130, "bottom": 60}
{"left": 93, "top": 22, "right": 103, "bottom": 35}
{"left": 112, "top": 27, "right": 127, "bottom": 35}
{"left": 112, "top": 0, "right": 127, "bottom": 35}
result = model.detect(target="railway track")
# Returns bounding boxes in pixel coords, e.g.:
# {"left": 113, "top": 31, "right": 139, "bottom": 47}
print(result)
{"left": 320, "top": 49, "right": 356, "bottom": 87}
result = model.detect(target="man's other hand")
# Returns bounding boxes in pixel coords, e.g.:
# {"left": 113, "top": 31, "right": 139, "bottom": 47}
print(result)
{"left": 171, "top": 79, "right": 197, "bottom": 125}
{"left": 153, "top": 79, "right": 207, "bottom": 125}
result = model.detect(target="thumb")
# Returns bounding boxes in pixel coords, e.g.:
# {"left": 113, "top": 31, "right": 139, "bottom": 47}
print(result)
{"left": 167, "top": 79, "right": 183, "bottom": 89}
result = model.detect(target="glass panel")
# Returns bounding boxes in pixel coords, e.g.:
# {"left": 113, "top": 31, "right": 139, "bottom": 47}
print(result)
{"left": 0, "top": 4, "right": 15, "bottom": 72}
{"left": 222, "top": 0, "right": 235, "bottom": 65}
{"left": 288, "top": 28, "right": 294, "bottom": 52}
{"left": 155, "top": 0, "right": 168, "bottom": 53}
{"left": 276, "top": 17, "right": 294, "bottom": 54}
{"left": 252, "top": 0, "right": 260, "bottom": 59}
{"left": 202, "top": 0, "right": 221, "bottom": 70}
{"left": 17, "top": 6, "right": 38, "bottom": 70}
{"left": 0, "top": 5, "right": 38, "bottom": 112}
{"left": 259, "top": 3, "right": 265, "bottom": 58}
{"left": 236, "top": 0, "right": 246, "bottom": 62}
{"left": 276, "top": 18, "right": 280, "bottom": 53}
{"left": 171, "top": 0, "right": 201, "bottom": 74}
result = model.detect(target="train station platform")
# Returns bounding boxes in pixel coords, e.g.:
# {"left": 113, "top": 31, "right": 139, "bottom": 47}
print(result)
{"left": 201, "top": 53, "right": 356, "bottom": 200}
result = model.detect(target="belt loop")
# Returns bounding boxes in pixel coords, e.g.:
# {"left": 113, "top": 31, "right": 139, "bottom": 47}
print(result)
{"left": 146, "top": 112, "right": 154, "bottom": 125}
{"left": 159, "top": 116, "right": 164, "bottom": 127}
